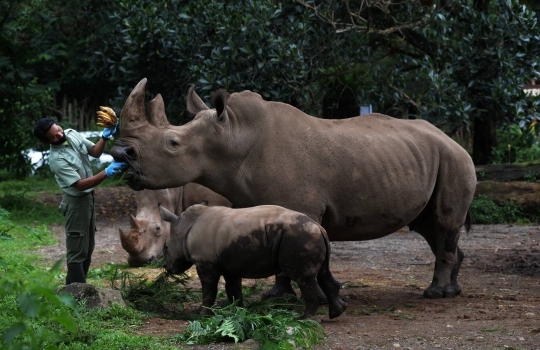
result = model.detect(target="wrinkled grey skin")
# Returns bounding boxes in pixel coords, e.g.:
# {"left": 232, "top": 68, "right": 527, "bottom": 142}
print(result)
{"left": 119, "top": 183, "right": 231, "bottom": 267}
{"left": 159, "top": 203, "right": 346, "bottom": 321}
{"left": 111, "top": 79, "right": 477, "bottom": 299}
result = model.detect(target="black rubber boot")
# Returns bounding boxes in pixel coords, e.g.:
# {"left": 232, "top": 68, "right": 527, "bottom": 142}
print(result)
{"left": 66, "top": 263, "right": 86, "bottom": 285}
{"left": 82, "top": 259, "right": 91, "bottom": 277}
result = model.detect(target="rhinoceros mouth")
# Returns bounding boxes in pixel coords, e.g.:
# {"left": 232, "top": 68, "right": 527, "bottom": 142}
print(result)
{"left": 127, "top": 254, "right": 156, "bottom": 267}
{"left": 125, "top": 170, "right": 145, "bottom": 191}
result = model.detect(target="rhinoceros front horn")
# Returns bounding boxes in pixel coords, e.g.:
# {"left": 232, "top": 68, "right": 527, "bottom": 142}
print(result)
{"left": 119, "top": 228, "right": 140, "bottom": 254}
{"left": 120, "top": 78, "right": 149, "bottom": 131}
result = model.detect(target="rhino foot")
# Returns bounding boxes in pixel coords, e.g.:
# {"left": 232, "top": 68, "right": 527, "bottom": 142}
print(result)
{"left": 261, "top": 284, "right": 297, "bottom": 300}
{"left": 329, "top": 300, "right": 347, "bottom": 319}
{"left": 423, "top": 284, "right": 461, "bottom": 299}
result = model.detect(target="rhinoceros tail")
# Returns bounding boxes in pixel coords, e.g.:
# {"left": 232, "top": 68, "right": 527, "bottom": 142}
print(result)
{"left": 319, "top": 225, "right": 331, "bottom": 276}
{"left": 464, "top": 209, "right": 472, "bottom": 233}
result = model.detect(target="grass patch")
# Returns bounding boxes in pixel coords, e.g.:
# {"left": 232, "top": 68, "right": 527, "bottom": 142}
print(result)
{"left": 0, "top": 194, "right": 64, "bottom": 226}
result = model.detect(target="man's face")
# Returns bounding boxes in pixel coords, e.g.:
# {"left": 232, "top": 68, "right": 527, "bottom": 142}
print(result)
{"left": 45, "top": 123, "right": 66, "bottom": 145}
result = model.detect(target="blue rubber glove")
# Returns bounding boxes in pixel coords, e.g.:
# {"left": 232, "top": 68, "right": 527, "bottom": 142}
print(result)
{"left": 102, "top": 120, "right": 119, "bottom": 140}
{"left": 105, "top": 162, "right": 127, "bottom": 177}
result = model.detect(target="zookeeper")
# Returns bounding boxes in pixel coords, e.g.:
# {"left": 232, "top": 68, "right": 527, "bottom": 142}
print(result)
{"left": 33, "top": 116, "right": 126, "bottom": 285}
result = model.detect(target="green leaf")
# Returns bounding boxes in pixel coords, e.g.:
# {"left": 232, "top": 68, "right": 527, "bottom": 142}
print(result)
{"left": 3, "top": 322, "right": 26, "bottom": 345}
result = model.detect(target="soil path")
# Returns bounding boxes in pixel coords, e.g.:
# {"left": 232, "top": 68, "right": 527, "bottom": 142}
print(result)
{"left": 36, "top": 186, "right": 540, "bottom": 349}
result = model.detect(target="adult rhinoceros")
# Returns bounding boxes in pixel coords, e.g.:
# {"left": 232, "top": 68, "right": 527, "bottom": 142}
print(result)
{"left": 119, "top": 183, "right": 231, "bottom": 267}
{"left": 111, "top": 78, "right": 477, "bottom": 299}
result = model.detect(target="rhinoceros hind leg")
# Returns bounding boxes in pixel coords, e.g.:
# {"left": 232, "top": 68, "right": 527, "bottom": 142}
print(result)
{"left": 261, "top": 273, "right": 297, "bottom": 300}
{"left": 450, "top": 246, "right": 465, "bottom": 295}
{"left": 416, "top": 223, "right": 464, "bottom": 299}
{"left": 295, "top": 277, "right": 324, "bottom": 320}
{"left": 317, "top": 268, "right": 347, "bottom": 319}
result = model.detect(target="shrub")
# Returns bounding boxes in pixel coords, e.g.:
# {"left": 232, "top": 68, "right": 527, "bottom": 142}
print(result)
{"left": 470, "top": 195, "right": 527, "bottom": 224}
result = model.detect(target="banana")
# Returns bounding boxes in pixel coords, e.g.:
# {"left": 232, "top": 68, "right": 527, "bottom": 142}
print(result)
{"left": 96, "top": 106, "right": 118, "bottom": 128}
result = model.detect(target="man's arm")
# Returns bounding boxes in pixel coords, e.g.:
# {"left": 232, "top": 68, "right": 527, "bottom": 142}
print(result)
{"left": 88, "top": 116, "right": 118, "bottom": 158}
{"left": 72, "top": 171, "right": 107, "bottom": 191}
{"left": 71, "top": 162, "right": 127, "bottom": 191}
{"left": 88, "top": 137, "right": 107, "bottom": 158}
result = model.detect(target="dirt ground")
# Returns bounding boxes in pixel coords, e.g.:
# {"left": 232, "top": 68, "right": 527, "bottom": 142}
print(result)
{"left": 37, "top": 186, "right": 540, "bottom": 350}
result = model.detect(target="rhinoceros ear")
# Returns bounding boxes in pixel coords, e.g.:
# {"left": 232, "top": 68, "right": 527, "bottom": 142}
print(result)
{"left": 186, "top": 85, "right": 210, "bottom": 115}
{"left": 212, "top": 89, "right": 230, "bottom": 123}
{"left": 148, "top": 94, "right": 170, "bottom": 129}
{"left": 158, "top": 203, "right": 180, "bottom": 226}
{"left": 121, "top": 78, "right": 149, "bottom": 131}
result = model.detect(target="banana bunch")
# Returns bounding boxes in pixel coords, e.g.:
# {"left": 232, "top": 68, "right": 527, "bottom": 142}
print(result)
{"left": 96, "top": 106, "right": 118, "bottom": 128}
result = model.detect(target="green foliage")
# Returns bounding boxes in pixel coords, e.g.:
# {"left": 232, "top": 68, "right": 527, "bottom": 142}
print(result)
{"left": 0, "top": 257, "right": 79, "bottom": 349}
{"left": 98, "top": 0, "right": 363, "bottom": 122}
{"left": 470, "top": 195, "right": 528, "bottom": 224}
{"left": 176, "top": 297, "right": 326, "bottom": 349}
{"left": 0, "top": 80, "right": 54, "bottom": 179}
{"left": 304, "top": 0, "right": 540, "bottom": 162}
{"left": 492, "top": 122, "right": 540, "bottom": 163}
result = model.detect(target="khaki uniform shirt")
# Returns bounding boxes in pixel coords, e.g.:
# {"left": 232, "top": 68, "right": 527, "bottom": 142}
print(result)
{"left": 49, "top": 129, "right": 95, "bottom": 196}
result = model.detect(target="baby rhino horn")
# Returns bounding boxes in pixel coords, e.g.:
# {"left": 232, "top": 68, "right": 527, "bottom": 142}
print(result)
{"left": 120, "top": 78, "right": 149, "bottom": 131}
{"left": 148, "top": 94, "right": 170, "bottom": 129}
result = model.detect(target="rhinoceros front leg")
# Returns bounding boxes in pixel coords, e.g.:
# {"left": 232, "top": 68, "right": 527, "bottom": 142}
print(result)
{"left": 195, "top": 263, "right": 221, "bottom": 315}
{"left": 420, "top": 227, "right": 464, "bottom": 299}
{"left": 261, "top": 273, "right": 297, "bottom": 300}
{"left": 223, "top": 272, "right": 244, "bottom": 307}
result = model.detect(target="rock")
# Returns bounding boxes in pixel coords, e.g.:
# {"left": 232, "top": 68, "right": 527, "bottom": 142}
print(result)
{"left": 59, "top": 282, "right": 126, "bottom": 309}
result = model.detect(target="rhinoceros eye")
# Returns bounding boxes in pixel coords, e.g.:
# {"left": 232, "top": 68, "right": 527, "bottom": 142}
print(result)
{"left": 169, "top": 139, "right": 179, "bottom": 147}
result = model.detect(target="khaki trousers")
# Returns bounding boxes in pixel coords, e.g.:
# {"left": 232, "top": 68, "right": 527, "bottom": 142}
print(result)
{"left": 60, "top": 191, "right": 96, "bottom": 265}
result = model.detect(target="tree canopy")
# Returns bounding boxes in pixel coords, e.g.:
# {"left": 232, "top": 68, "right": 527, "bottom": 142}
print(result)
{"left": 1, "top": 0, "right": 539, "bottom": 177}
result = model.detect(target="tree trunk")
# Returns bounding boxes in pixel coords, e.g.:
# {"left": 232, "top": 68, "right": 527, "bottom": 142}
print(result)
{"left": 472, "top": 116, "right": 497, "bottom": 165}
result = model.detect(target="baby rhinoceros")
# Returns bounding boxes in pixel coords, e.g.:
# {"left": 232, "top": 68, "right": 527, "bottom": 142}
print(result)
{"left": 158, "top": 203, "right": 347, "bottom": 321}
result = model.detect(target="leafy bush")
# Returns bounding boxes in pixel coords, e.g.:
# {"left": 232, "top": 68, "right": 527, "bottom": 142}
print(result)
{"left": 470, "top": 195, "right": 527, "bottom": 224}
{"left": 176, "top": 297, "right": 326, "bottom": 349}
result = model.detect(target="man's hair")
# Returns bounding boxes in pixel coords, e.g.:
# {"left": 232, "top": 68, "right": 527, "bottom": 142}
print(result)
{"left": 33, "top": 118, "right": 56, "bottom": 143}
